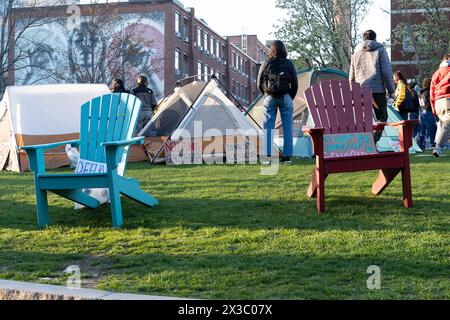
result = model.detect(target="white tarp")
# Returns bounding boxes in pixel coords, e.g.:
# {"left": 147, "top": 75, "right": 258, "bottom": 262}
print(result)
{"left": 0, "top": 83, "right": 110, "bottom": 172}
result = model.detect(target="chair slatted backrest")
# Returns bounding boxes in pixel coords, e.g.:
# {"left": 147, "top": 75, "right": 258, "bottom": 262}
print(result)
{"left": 79, "top": 93, "right": 142, "bottom": 165}
{"left": 304, "top": 80, "right": 373, "bottom": 134}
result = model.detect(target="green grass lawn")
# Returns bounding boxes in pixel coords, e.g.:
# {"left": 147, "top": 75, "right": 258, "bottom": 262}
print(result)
{"left": 0, "top": 152, "right": 449, "bottom": 299}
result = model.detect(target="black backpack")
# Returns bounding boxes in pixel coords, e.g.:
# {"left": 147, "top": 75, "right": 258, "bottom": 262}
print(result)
{"left": 398, "top": 87, "right": 413, "bottom": 113}
{"left": 263, "top": 59, "right": 291, "bottom": 97}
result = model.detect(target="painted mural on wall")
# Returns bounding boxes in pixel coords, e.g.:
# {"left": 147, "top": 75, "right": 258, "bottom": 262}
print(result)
{"left": 15, "top": 11, "right": 165, "bottom": 99}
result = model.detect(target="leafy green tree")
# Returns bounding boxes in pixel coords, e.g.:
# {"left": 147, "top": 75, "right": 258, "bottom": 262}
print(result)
{"left": 391, "top": 0, "right": 450, "bottom": 80}
{"left": 275, "top": 0, "right": 372, "bottom": 71}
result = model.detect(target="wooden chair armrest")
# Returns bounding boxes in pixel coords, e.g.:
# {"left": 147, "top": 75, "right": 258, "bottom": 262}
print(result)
{"left": 373, "top": 122, "right": 388, "bottom": 131}
{"left": 21, "top": 140, "right": 80, "bottom": 151}
{"left": 101, "top": 137, "right": 144, "bottom": 148}
{"left": 302, "top": 127, "right": 326, "bottom": 135}
{"left": 385, "top": 120, "right": 419, "bottom": 127}
{"left": 103, "top": 137, "right": 145, "bottom": 173}
{"left": 302, "top": 127, "right": 325, "bottom": 157}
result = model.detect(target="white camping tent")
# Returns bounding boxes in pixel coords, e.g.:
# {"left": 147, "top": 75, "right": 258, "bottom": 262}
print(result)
{"left": 139, "top": 79, "right": 262, "bottom": 163}
{"left": 0, "top": 84, "right": 111, "bottom": 172}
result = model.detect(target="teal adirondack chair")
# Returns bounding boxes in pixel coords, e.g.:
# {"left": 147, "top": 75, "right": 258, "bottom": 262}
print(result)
{"left": 22, "top": 93, "right": 159, "bottom": 228}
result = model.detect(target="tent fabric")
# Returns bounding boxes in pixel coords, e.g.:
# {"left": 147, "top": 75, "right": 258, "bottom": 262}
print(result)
{"left": 141, "top": 81, "right": 207, "bottom": 138}
{"left": 0, "top": 84, "right": 149, "bottom": 172}
{"left": 248, "top": 68, "right": 422, "bottom": 157}
{"left": 247, "top": 69, "right": 348, "bottom": 157}
{"left": 377, "top": 105, "right": 422, "bottom": 153}
{"left": 139, "top": 79, "right": 262, "bottom": 163}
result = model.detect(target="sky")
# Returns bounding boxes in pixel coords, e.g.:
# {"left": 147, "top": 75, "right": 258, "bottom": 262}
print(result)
{"left": 181, "top": 0, "right": 391, "bottom": 45}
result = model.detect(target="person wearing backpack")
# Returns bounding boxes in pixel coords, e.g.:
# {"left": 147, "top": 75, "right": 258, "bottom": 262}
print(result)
{"left": 131, "top": 75, "right": 158, "bottom": 131}
{"left": 393, "top": 71, "right": 413, "bottom": 120}
{"left": 418, "top": 78, "right": 437, "bottom": 149}
{"left": 349, "top": 30, "right": 395, "bottom": 143}
{"left": 407, "top": 79, "right": 421, "bottom": 139}
{"left": 430, "top": 54, "right": 450, "bottom": 158}
{"left": 257, "top": 40, "right": 298, "bottom": 164}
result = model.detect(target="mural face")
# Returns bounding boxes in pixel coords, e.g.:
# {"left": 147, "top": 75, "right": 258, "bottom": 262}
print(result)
{"left": 15, "top": 11, "right": 165, "bottom": 99}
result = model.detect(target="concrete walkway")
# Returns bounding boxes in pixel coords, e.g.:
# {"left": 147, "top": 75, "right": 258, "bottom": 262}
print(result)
{"left": 0, "top": 280, "right": 190, "bottom": 300}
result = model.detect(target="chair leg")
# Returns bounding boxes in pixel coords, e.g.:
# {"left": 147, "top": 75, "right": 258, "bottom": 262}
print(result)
{"left": 316, "top": 169, "right": 326, "bottom": 214}
{"left": 402, "top": 165, "right": 413, "bottom": 208}
{"left": 121, "top": 185, "right": 159, "bottom": 207}
{"left": 372, "top": 169, "right": 401, "bottom": 196}
{"left": 307, "top": 169, "right": 318, "bottom": 199}
{"left": 109, "top": 183, "right": 123, "bottom": 229}
{"left": 35, "top": 189, "right": 50, "bottom": 228}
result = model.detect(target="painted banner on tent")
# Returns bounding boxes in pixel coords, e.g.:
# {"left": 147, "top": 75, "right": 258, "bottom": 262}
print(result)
{"left": 225, "top": 138, "right": 258, "bottom": 164}
{"left": 165, "top": 139, "right": 202, "bottom": 165}
{"left": 323, "top": 133, "right": 377, "bottom": 158}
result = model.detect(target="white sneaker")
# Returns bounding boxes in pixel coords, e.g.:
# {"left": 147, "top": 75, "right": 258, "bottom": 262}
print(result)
{"left": 433, "top": 147, "right": 442, "bottom": 158}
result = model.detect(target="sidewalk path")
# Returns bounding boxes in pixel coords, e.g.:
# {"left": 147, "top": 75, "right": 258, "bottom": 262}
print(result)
{"left": 0, "top": 280, "right": 191, "bottom": 300}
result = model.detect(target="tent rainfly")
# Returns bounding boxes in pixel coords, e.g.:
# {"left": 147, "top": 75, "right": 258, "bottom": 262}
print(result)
{"left": 139, "top": 78, "right": 262, "bottom": 164}
{"left": 246, "top": 68, "right": 422, "bottom": 157}
{"left": 0, "top": 84, "right": 147, "bottom": 172}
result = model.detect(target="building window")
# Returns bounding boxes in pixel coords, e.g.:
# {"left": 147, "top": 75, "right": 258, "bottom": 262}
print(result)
{"left": 175, "top": 12, "right": 180, "bottom": 37}
{"left": 232, "top": 52, "right": 237, "bottom": 69}
{"left": 210, "top": 38, "right": 214, "bottom": 56}
{"left": 198, "top": 61, "right": 202, "bottom": 80}
{"left": 175, "top": 49, "right": 181, "bottom": 73}
{"left": 183, "top": 18, "right": 189, "bottom": 41}
{"left": 216, "top": 41, "right": 220, "bottom": 59}
{"left": 203, "top": 64, "right": 209, "bottom": 81}
{"left": 197, "top": 28, "right": 202, "bottom": 48}
{"left": 204, "top": 33, "right": 209, "bottom": 52}
{"left": 183, "top": 53, "right": 189, "bottom": 76}
{"left": 232, "top": 80, "right": 236, "bottom": 96}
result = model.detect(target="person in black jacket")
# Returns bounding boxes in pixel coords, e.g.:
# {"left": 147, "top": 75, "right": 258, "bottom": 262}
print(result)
{"left": 407, "top": 79, "right": 421, "bottom": 139}
{"left": 131, "top": 75, "right": 158, "bottom": 131}
{"left": 257, "top": 40, "right": 298, "bottom": 164}
{"left": 110, "top": 79, "right": 129, "bottom": 94}
{"left": 418, "top": 78, "right": 437, "bottom": 149}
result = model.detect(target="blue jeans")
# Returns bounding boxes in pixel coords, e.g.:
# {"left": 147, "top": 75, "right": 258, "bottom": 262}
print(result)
{"left": 409, "top": 112, "right": 420, "bottom": 139}
{"left": 263, "top": 94, "right": 294, "bottom": 157}
{"left": 418, "top": 110, "right": 437, "bottom": 149}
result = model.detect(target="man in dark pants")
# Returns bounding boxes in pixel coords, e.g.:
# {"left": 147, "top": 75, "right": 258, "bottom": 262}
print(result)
{"left": 350, "top": 30, "right": 396, "bottom": 142}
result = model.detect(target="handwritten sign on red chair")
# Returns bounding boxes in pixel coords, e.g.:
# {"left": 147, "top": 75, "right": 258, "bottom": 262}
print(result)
{"left": 323, "top": 132, "right": 377, "bottom": 158}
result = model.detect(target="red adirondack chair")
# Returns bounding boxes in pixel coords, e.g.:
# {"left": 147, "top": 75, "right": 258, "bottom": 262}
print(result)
{"left": 303, "top": 80, "right": 418, "bottom": 213}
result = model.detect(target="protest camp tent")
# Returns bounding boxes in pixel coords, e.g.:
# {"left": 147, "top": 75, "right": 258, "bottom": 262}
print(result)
{"left": 139, "top": 78, "right": 262, "bottom": 163}
{"left": 0, "top": 84, "right": 148, "bottom": 172}
{"left": 246, "top": 68, "right": 422, "bottom": 157}
{"left": 247, "top": 68, "right": 349, "bottom": 157}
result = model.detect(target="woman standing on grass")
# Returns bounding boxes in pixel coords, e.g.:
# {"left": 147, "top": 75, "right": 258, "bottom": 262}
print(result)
{"left": 418, "top": 78, "right": 437, "bottom": 149}
{"left": 393, "top": 71, "right": 412, "bottom": 120}
{"left": 431, "top": 54, "right": 450, "bottom": 158}
{"left": 257, "top": 40, "right": 298, "bottom": 165}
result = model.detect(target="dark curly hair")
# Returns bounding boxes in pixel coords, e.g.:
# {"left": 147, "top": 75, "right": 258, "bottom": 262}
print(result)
{"left": 268, "top": 40, "right": 288, "bottom": 60}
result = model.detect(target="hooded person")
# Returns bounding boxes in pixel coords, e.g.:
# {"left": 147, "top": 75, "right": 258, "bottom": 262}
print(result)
{"left": 349, "top": 30, "right": 396, "bottom": 143}
{"left": 430, "top": 55, "right": 450, "bottom": 158}
{"left": 131, "top": 75, "right": 158, "bottom": 131}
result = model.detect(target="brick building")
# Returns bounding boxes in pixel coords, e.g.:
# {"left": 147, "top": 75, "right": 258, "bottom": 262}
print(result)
{"left": 11, "top": 0, "right": 269, "bottom": 106}
{"left": 390, "top": 0, "right": 450, "bottom": 79}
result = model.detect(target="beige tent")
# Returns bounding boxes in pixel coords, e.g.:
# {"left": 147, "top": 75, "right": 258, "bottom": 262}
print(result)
{"left": 139, "top": 79, "right": 262, "bottom": 163}
{"left": 0, "top": 84, "right": 147, "bottom": 172}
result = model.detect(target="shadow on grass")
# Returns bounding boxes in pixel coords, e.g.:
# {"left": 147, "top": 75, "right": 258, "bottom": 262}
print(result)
{"left": 0, "top": 249, "right": 448, "bottom": 299}
{"left": 0, "top": 193, "right": 448, "bottom": 233}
